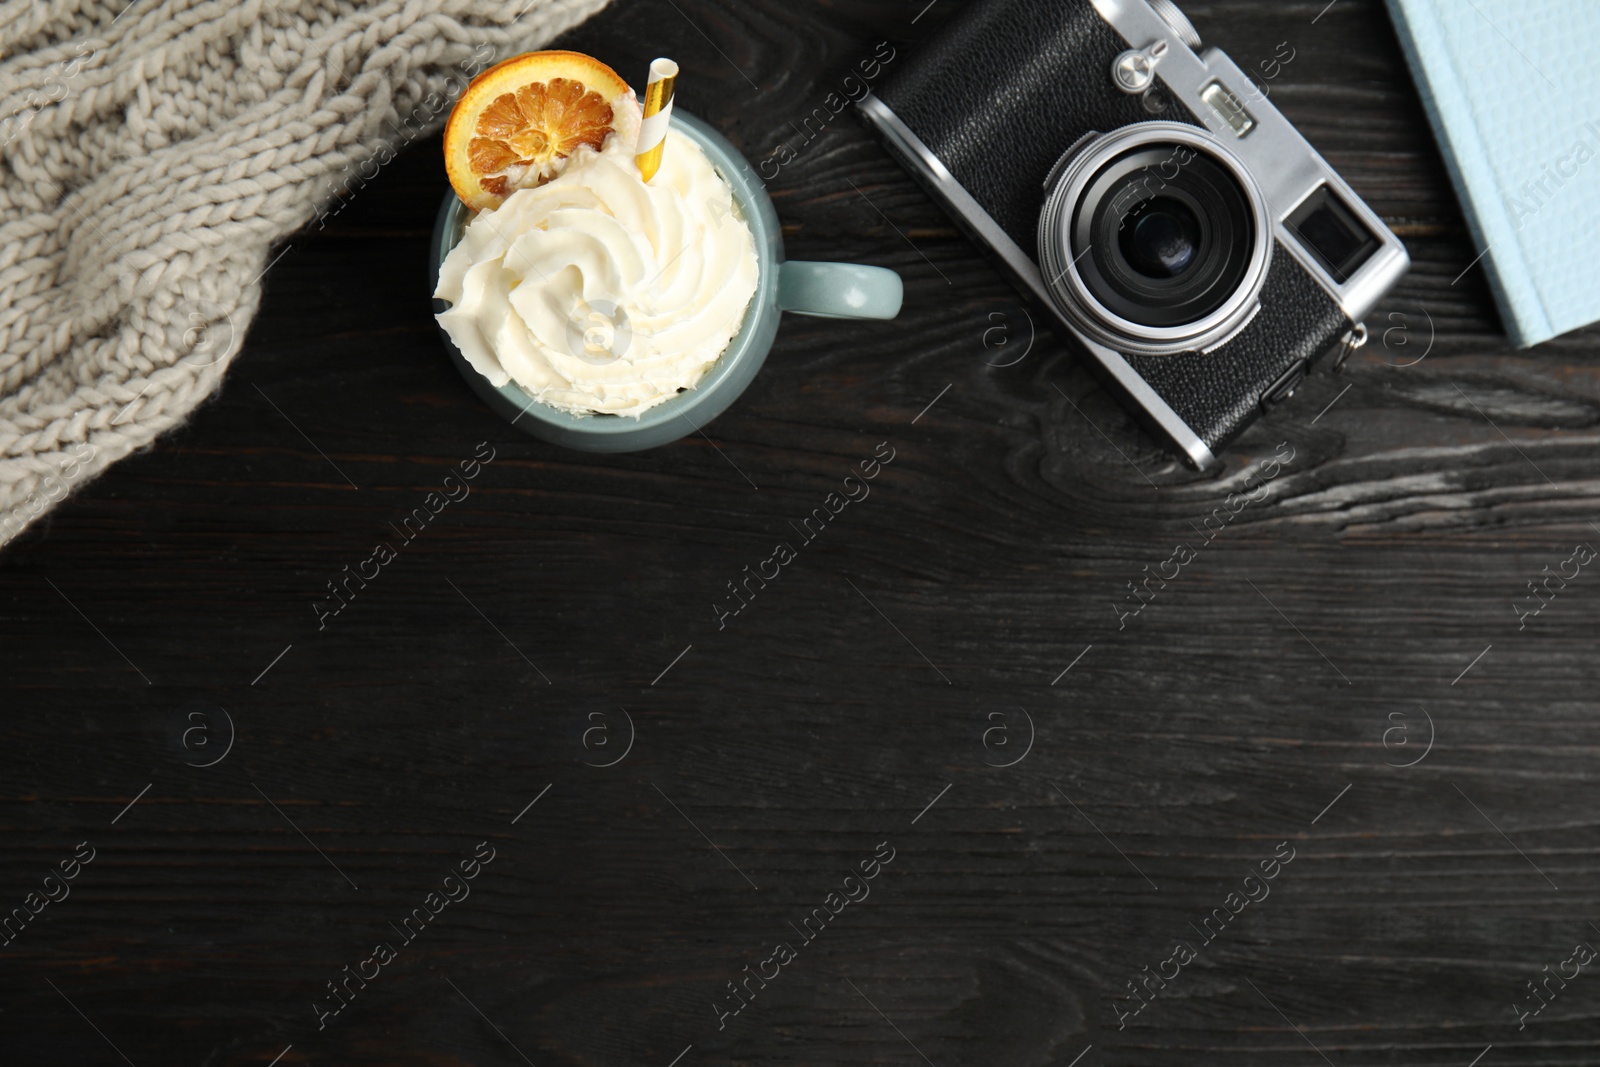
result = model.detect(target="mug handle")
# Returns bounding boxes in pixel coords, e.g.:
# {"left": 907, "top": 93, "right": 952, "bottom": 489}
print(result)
{"left": 777, "top": 261, "right": 903, "bottom": 320}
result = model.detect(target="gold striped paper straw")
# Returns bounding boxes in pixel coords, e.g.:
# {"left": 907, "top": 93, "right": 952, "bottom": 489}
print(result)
{"left": 635, "top": 57, "right": 678, "bottom": 183}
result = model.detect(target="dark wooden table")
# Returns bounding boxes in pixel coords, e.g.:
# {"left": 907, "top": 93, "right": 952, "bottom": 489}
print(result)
{"left": 5, "top": 0, "right": 1599, "bottom": 1063}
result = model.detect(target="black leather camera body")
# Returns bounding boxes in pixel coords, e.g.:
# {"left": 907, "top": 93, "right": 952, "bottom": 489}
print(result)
{"left": 859, "top": 0, "right": 1409, "bottom": 469}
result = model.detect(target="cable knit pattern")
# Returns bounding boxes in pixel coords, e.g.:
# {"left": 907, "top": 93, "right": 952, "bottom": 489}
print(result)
{"left": 0, "top": 0, "right": 612, "bottom": 547}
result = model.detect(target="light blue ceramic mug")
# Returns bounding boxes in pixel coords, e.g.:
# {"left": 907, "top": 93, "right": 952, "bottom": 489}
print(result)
{"left": 429, "top": 110, "right": 903, "bottom": 452}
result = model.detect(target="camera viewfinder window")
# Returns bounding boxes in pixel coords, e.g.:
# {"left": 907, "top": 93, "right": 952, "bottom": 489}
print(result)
{"left": 1200, "top": 81, "right": 1254, "bottom": 137}
{"left": 1287, "top": 184, "right": 1382, "bottom": 283}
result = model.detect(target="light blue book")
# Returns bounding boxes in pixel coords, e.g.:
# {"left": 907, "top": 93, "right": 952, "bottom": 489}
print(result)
{"left": 1384, "top": 0, "right": 1600, "bottom": 347}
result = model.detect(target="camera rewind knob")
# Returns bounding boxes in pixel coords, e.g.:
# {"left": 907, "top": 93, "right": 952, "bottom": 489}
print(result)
{"left": 1146, "top": 0, "right": 1203, "bottom": 50}
{"left": 1331, "top": 322, "right": 1369, "bottom": 375}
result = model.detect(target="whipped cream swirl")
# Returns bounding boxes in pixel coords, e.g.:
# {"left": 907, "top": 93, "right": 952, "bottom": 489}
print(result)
{"left": 434, "top": 128, "right": 760, "bottom": 418}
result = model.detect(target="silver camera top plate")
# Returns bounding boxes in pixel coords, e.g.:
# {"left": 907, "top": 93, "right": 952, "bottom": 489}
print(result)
{"left": 1090, "top": 0, "right": 1409, "bottom": 325}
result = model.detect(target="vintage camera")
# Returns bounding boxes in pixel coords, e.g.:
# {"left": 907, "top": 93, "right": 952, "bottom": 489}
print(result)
{"left": 859, "top": 0, "right": 1409, "bottom": 469}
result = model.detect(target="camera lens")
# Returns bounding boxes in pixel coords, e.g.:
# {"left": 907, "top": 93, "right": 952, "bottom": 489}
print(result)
{"left": 1120, "top": 198, "right": 1200, "bottom": 278}
{"left": 1075, "top": 144, "right": 1254, "bottom": 329}
{"left": 1037, "top": 123, "right": 1271, "bottom": 355}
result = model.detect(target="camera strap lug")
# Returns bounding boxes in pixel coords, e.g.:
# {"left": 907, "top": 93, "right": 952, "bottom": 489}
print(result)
{"left": 1331, "top": 321, "right": 1368, "bottom": 374}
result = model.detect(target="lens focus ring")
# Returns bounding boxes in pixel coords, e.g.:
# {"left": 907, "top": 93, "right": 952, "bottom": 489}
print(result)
{"left": 1037, "top": 122, "right": 1271, "bottom": 356}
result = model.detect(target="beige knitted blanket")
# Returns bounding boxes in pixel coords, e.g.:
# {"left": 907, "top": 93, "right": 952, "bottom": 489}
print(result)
{"left": 0, "top": 0, "right": 611, "bottom": 548}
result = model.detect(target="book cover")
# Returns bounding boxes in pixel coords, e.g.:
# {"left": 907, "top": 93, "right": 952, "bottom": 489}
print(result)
{"left": 1384, "top": 0, "right": 1600, "bottom": 347}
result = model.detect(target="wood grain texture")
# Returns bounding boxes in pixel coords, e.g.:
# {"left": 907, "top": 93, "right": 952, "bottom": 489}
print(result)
{"left": 3, "top": 1, "right": 1600, "bottom": 1064}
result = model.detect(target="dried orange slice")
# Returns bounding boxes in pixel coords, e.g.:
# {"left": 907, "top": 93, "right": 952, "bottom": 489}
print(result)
{"left": 444, "top": 50, "right": 641, "bottom": 213}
